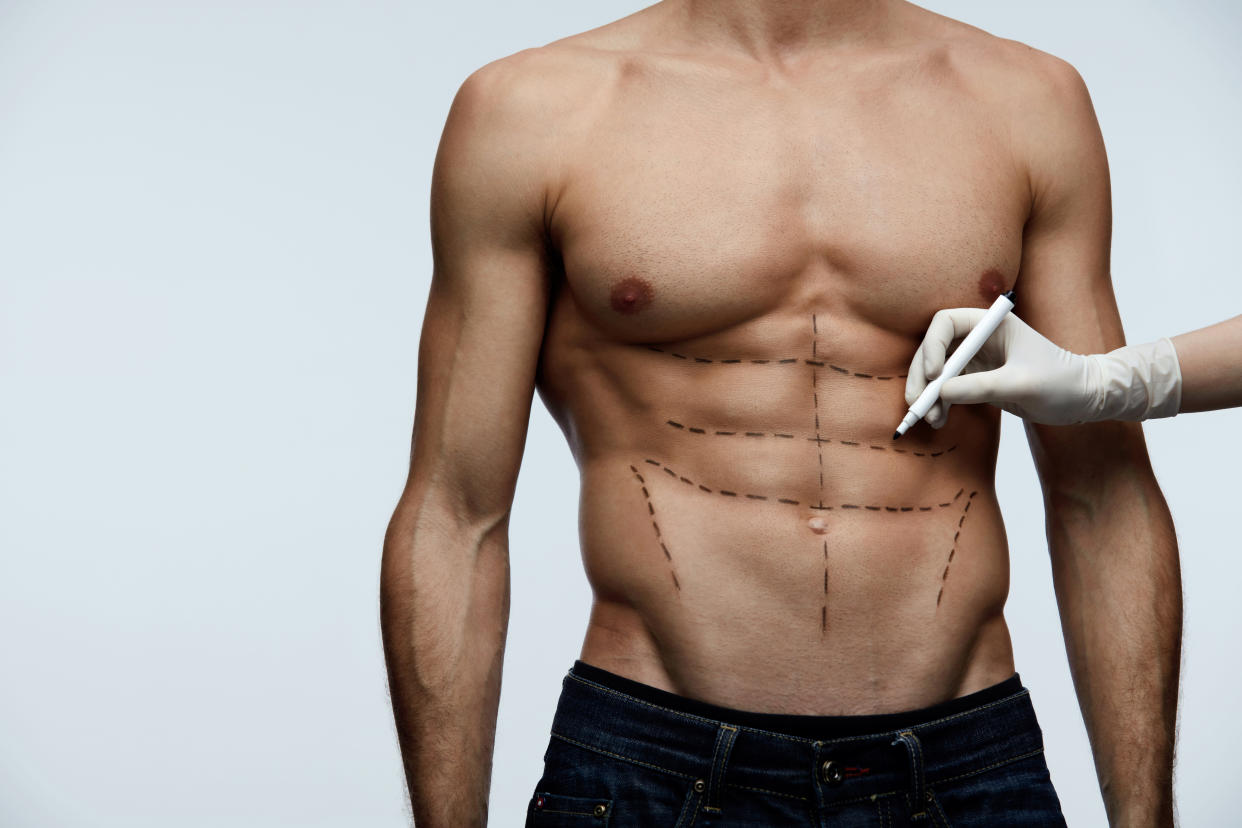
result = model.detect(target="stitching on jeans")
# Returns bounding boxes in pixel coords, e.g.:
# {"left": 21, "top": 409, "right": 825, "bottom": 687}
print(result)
{"left": 706, "top": 724, "right": 738, "bottom": 812}
{"left": 896, "top": 731, "right": 927, "bottom": 818}
{"left": 686, "top": 801, "right": 700, "bottom": 828}
{"left": 912, "top": 732, "right": 926, "bottom": 813}
{"left": 555, "top": 670, "right": 1040, "bottom": 808}
{"left": 833, "top": 789, "right": 902, "bottom": 808}
{"left": 563, "top": 671, "right": 1031, "bottom": 746}
{"left": 928, "top": 746, "right": 1046, "bottom": 788}
{"left": 553, "top": 726, "right": 1043, "bottom": 809}
{"left": 673, "top": 781, "right": 699, "bottom": 828}
{"left": 819, "top": 748, "right": 1045, "bottom": 812}
{"left": 551, "top": 731, "right": 809, "bottom": 803}
{"left": 551, "top": 731, "right": 694, "bottom": 780}
{"left": 729, "top": 782, "right": 806, "bottom": 801}
{"left": 701, "top": 726, "right": 727, "bottom": 812}
{"left": 930, "top": 790, "right": 953, "bottom": 828}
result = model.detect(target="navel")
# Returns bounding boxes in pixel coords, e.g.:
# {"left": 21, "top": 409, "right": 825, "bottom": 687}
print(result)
{"left": 978, "top": 268, "right": 1007, "bottom": 303}
{"left": 610, "top": 275, "right": 654, "bottom": 315}
{"left": 807, "top": 516, "right": 830, "bottom": 535}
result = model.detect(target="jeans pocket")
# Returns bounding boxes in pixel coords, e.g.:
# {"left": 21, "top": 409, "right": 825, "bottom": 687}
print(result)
{"left": 527, "top": 791, "right": 614, "bottom": 826}
{"left": 925, "top": 789, "right": 954, "bottom": 828}
{"left": 874, "top": 789, "right": 954, "bottom": 828}
{"left": 926, "top": 752, "right": 1067, "bottom": 827}
{"left": 874, "top": 794, "right": 895, "bottom": 828}
{"left": 671, "top": 778, "right": 704, "bottom": 828}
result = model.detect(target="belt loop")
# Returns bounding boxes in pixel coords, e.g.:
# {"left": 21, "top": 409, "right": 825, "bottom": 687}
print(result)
{"left": 891, "top": 730, "right": 928, "bottom": 819}
{"left": 704, "top": 724, "right": 738, "bottom": 813}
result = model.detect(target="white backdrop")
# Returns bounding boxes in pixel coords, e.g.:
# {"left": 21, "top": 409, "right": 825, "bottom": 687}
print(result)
{"left": 1, "top": 1, "right": 1238, "bottom": 825}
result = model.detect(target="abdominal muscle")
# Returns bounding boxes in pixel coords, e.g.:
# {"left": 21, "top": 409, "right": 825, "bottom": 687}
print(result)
{"left": 544, "top": 315, "right": 1018, "bottom": 717}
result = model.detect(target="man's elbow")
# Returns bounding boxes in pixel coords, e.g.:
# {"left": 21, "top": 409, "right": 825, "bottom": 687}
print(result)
{"left": 379, "top": 477, "right": 512, "bottom": 629}
{"left": 1028, "top": 423, "right": 1173, "bottom": 533}
{"left": 1040, "top": 469, "right": 1177, "bottom": 565}
{"left": 384, "top": 471, "right": 514, "bottom": 561}
{"left": 378, "top": 483, "right": 513, "bottom": 682}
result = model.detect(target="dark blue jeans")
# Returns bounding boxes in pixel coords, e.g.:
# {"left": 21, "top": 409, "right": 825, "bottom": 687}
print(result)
{"left": 526, "top": 660, "right": 1067, "bottom": 827}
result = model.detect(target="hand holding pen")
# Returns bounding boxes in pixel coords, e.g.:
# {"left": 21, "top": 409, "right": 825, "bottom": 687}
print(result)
{"left": 901, "top": 297, "right": 1188, "bottom": 429}
{"left": 895, "top": 291, "right": 1016, "bottom": 438}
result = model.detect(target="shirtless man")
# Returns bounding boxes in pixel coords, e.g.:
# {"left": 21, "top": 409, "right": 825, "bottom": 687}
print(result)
{"left": 380, "top": 1, "right": 1181, "bottom": 825}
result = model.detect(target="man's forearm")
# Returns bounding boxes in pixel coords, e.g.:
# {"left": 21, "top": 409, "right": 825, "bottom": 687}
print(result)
{"left": 380, "top": 498, "right": 511, "bottom": 828}
{"left": 1043, "top": 453, "right": 1181, "bottom": 826}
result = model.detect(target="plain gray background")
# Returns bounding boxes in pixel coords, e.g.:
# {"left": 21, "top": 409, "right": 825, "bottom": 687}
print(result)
{"left": 1, "top": 1, "right": 1238, "bottom": 825}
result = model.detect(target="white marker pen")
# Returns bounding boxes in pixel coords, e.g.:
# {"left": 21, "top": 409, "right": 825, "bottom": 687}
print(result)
{"left": 893, "top": 289, "right": 1016, "bottom": 440}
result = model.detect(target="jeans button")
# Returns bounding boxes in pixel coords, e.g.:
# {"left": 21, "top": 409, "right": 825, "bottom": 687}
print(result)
{"left": 693, "top": 778, "right": 706, "bottom": 793}
{"left": 820, "top": 759, "right": 844, "bottom": 785}
{"left": 593, "top": 803, "right": 607, "bottom": 818}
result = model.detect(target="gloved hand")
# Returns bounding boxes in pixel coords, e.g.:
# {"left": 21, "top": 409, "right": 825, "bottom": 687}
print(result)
{"left": 905, "top": 308, "right": 1183, "bottom": 427}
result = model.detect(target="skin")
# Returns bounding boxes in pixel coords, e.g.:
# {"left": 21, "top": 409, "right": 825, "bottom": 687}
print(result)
{"left": 1171, "top": 314, "right": 1242, "bottom": 412}
{"left": 380, "top": 1, "right": 1181, "bottom": 826}
{"left": 978, "top": 268, "right": 1007, "bottom": 303}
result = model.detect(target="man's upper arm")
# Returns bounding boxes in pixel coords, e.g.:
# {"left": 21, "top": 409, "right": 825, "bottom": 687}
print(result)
{"left": 405, "top": 53, "right": 555, "bottom": 530}
{"left": 1009, "top": 50, "right": 1150, "bottom": 485}
{"left": 1003, "top": 53, "right": 1180, "bottom": 823}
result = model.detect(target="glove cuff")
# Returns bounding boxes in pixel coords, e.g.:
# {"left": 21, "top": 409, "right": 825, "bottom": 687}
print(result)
{"left": 1093, "top": 337, "right": 1184, "bottom": 421}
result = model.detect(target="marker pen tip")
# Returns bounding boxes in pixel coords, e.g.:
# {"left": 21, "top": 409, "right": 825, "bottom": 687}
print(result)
{"left": 892, "top": 430, "right": 901, "bottom": 441}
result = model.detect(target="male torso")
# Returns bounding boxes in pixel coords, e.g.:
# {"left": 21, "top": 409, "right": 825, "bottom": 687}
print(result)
{"left": 527, "top": 2, "right": 1039, "bottom": 715}
{"left": 388, "top": 4, "right": 1179, "bottom": 820}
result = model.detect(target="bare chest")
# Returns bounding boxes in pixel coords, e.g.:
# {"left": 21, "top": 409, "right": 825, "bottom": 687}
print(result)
{"left": 549, "top": 56, "right": 1029, "bottom": 345}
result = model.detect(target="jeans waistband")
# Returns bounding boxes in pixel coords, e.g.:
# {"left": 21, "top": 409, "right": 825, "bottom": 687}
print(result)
{"left": 570, "top": 659, "right": 1024, "bottom": 740}
{"left": 550, "top": 661, "right": 1046, "bottom": 808}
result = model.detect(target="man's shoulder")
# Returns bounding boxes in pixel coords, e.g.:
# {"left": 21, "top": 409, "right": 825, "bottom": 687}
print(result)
{"left": 915, "top": 14, "right": 1091, "bottom": 117}
{"left": 436, "top": 41, "right": 617, "bottom": 202}
{"left": 452, "top": 33, "right": 629, "bottom": 138}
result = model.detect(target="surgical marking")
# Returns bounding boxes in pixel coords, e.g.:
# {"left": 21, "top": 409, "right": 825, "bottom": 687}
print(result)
{"left": 640, "top": 458, "right": 957, "bottom": 513}
{"left": 629, "top": 464, "right": 681, "bottom": 596}
{"left": 812, "top": 316, "right": 828, "bottom": 635}
{"left": 641, "top": 315, "right": 973, "bottom": 632}
{"left": 937, "top": 491, "right": 979, "bottom": 608}
{"left": 644, "top": 345, "right": 906, "bottom": 380}
{"left": 662, "top": 419, "right": 955, "bottom": 457}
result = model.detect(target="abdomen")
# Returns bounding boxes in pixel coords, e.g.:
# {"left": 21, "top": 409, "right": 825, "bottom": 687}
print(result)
{"left": 561, "top": 327, "right": 1015, "bottom": 714}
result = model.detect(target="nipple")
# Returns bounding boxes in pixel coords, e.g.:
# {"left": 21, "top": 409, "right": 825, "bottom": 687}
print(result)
{"left": 807, "top": 516, "right": 830, "bottom": 534}
{"left": 610, "top": 275, "right": 654, "bottom": 315}
{"left": 978, "top": 268, "right": 1007, "bottom": 303}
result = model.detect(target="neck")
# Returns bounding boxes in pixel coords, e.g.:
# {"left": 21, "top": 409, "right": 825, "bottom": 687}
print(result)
{"left": 671, "top": 0, "right": 896, "bottom": 61}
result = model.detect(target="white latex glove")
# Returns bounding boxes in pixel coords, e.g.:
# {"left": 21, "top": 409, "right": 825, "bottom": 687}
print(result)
{"left": 905, "top": 308, "right": 1183, "bottom": 427}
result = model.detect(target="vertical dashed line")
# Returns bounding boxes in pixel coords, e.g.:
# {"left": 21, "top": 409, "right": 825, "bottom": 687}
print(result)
{"left": 937, "top": 491, "right": 979, "bottom": 608}
{"left": 629, "top": 463, "right": 681, "bottom": 597}
{"left": 822, "top": 538, "right": 829, "bottom": 635}
{"left": 813, "top": 314, "right": 828, "bottom": 636}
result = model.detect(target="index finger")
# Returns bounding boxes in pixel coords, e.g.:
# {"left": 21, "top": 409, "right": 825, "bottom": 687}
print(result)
{"left": 906, "top": 307, "right": 990, "bottom": 408}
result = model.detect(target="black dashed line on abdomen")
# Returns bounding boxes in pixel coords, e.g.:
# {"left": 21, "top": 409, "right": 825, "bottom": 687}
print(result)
{"left": 937, "top": 490, "right": 979, "bottom": 608}
{"left": 813, "top": 314, "right": 828, "bottom": 636}
{"left": 661, "top": 418, "right": 955, "bottom": 458}
{"left": 644, "top": 345, "right": 907, "bottom": 381}
{"left": 640, "top": 458, "right": 965, "bottom": 514}
{"left": 629, "top": 463, "right": 682, "bottom": 597}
